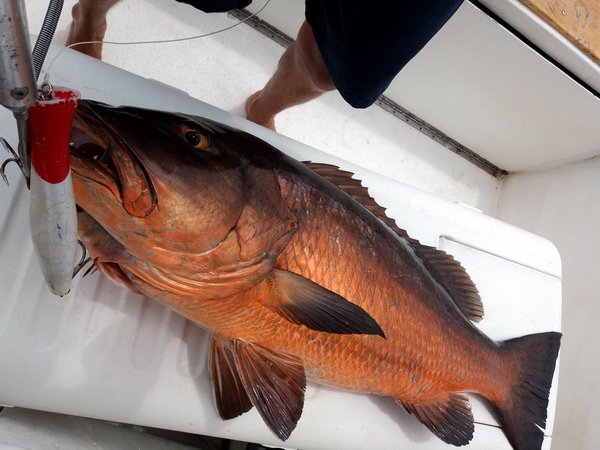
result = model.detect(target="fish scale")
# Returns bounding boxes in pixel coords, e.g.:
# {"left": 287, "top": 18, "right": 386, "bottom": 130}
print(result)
{"left": 169, "top": 185, "right": 481, "bottom": 398}
{"left": 271, "top": 174, "right": 498, "bottom": 400}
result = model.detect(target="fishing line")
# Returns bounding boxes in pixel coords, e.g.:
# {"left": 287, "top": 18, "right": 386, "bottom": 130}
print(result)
{"left": 43, "top": 0, "right": 272, "bottom": 83}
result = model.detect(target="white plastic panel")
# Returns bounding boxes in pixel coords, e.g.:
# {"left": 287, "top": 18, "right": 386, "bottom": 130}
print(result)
{"left": 0, "top": 49, "right": 561, "bottom": 449}
{"left": 496, "top": 158, "right": 600, "bottom": 450}
{"left": 388, "top": 2, "right": 600, "bottom": 172}
{"left": 478, "top": 0, "right": 600, "bottom": 93}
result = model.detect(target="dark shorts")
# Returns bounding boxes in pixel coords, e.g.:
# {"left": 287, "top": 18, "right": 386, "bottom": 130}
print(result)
{"left": 305, "top": 0, "right": 464, "bottom": 108}
{"left": 178, "top": 0, "right": 464, "bottom": 108}
{"left": 176, "top": 0, "right": 251, "bottom": 13}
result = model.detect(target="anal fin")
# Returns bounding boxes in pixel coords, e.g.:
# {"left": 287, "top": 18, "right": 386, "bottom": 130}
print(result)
{"left": 261, "top": 269, "right": 385, "bottom": 337}
{"left": 399, "top": 392, "right": 474, "bottom": 446}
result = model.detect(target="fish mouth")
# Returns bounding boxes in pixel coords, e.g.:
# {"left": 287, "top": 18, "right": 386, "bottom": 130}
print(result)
{"left": 71, "top": 140, "right": 121, "bottom": 199}
{"left": 70, "top": 137, "right": 158, "bottom": 218}
{"left": 70, "top": 100, "right": 158, "bottom": 217}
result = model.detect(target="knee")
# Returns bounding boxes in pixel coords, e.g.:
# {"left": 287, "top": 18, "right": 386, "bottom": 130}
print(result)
{"left": 293, "top": 22, "right": 335, "bottom": 92}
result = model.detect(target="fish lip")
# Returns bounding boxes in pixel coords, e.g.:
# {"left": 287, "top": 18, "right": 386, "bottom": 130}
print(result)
{"left": 70, "top": 142, "right": 122, "bottom": 201}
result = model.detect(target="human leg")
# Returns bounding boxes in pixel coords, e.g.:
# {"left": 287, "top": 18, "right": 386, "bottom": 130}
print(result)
{"left": 66, "top": 0, "right": 122, "bottom": 60}
{"left": 245, "top": 21, "right": 335, "bottom": 131}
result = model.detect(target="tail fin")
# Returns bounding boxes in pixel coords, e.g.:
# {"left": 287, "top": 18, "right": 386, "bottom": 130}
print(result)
{"left": 496, "top": 332, "right": 561, "bottom": 450}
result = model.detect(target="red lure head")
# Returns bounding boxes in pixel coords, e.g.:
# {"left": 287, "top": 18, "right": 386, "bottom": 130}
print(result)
{"left": 28, "top": 87, "right": 80, "bottom": 184}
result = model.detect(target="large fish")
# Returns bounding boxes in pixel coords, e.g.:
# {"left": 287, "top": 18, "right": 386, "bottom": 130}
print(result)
{"left": 70, "top": 100, "right": 561, "bottom": 450}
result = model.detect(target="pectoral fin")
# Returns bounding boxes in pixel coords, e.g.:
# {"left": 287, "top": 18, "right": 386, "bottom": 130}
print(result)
{"left": 399, "top": 392, "right": 474, "bottom": 446}
{"left": 261, "top": 269, "right": 385, "bottom": 337}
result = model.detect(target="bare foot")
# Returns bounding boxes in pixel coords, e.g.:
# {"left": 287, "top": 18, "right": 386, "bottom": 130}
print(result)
{"left": 245, "top": 90, "right": 277, "bottom": 131}
{"left": 65, "top": 3, "right": 107, "bottom": 60}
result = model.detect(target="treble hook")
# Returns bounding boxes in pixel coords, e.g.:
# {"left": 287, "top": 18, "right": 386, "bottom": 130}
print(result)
{"left": 72, "top": 240, "right": 90, "bottom": 278}
{"left": 0, "top": 137, "right": 24, "bottom": 185}
{"left": 72, "top": 240, "right": 100, "bottom": 279}
{"left": 82, "top": 259, "right": 99, "bottom": 278}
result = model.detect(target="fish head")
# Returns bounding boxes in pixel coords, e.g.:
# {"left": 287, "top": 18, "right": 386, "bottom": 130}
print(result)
{"left": 70, "top": 100, "right": 252, "bottom": 272}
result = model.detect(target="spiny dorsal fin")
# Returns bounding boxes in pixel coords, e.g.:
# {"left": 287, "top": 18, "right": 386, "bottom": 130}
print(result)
{"left": 399, "top": 392, "right": 474, "bottom": 446}
{"left": 304, "top": 162, "right": 483, "bottom": 323}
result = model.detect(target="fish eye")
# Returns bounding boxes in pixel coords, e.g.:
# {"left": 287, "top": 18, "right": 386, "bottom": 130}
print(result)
{"left": 182, "top": 127, "right": 209, "bottom": 149}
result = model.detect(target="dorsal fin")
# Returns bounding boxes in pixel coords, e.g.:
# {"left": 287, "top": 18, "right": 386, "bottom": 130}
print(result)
{"left": 304, "top": 162, "right": 483, "bottom": 323}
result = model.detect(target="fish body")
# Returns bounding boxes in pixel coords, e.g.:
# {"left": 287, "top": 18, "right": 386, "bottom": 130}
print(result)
{"left": 70, "top": 101, "right": 561, "bottom": 449}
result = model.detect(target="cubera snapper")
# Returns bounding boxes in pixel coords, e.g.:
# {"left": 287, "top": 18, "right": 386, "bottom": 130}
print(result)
{"left": 70, "top": 100, "right": 561, "bottom": 449}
